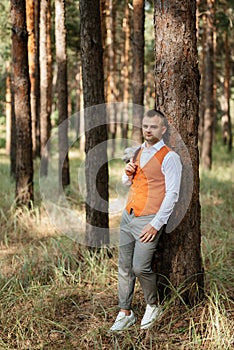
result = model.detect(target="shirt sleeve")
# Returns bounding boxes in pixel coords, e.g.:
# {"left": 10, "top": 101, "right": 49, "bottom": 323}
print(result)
{"left": 150, "top": 151, "right": 182, "bottom": 231}
{"left": 122, "top": 173, "right": 133, "bottom": 186}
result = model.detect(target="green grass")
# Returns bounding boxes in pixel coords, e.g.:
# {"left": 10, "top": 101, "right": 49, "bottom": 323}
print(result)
{"left": 0, "top": 141, "right": 233, "bottom": 349}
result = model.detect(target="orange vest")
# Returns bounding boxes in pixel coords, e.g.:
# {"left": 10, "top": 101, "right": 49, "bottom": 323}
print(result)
{"left": 126, "top": 145, "right": 171, "bottom": 216}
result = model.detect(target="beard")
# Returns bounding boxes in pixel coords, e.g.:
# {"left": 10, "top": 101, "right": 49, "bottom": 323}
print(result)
{"left": 144, "top": 134, "right": 160, "bottom": 145}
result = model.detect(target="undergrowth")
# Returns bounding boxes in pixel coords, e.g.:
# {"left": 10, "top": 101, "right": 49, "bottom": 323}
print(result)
{"left": 0, "top": 142, "right": 233, "bottom": 349}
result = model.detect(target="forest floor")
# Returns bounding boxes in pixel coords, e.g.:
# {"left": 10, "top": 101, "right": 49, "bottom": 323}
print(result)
{"left": 0, "top": 142, "right": 233, "bottom": 350}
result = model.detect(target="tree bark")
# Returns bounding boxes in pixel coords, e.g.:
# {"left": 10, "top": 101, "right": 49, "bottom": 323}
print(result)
{"left": 153, "top": 0, "right": 204, "bottom": 304}
{"left": 55, "top": 0, "right": 70, "bottom": 188}
{"left": 121, "top": 0, "right": 130, "bottom": 146}
{"left": 80, "top": 0, "right": 109, "bottom": 248}
{"left": 5, "top": 61, "right": 11, "bottom": 156}
{"left": 34, "top": 0, "right": 41, "bottom": 157}
{"left": 40, "top": 0, "right": 51, "bottom": 176}
{"left": 106, "top": 0, "right": 117, "bottom": 157}
{"left": 10, "top": 72, "right": 16, "bottom": 178}
{"left": 201, "top": 0, "right": 215, "bottom": 170}
{"left": 47, "top": 0, "right": 53, "bottom": 118}
{"left": 221, "top": 31, "right": 232, "bottom": 152}
{"left": 11, "top": 0, "right": 34, "bottom": 206}
{"left": 198, "top": 13, "right": 206, "bottom": 149}
{"left": 26, "top": 0, "right": 40, "bottom": 158}
{"left": 132, "top": 0, "right": 144, "bottom": 144}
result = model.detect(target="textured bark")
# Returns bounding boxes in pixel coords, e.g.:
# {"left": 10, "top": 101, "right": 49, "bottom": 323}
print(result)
{"left": 55, "top": 0, "right": 70, "bottom": 188}
{"left": 132, "top": 0, "right": 144, "bottom": 144}
{"left": 80, "top": 0, "right": 109, "bottom": 247}
{"left": 10, "top": 73, "right": 16, "bottom": 178}
{"left": 198, "top": 13, "right": 206, "bottom": 149}
{"left": 34, "top": 0, "right": 41, "bottom": 157}
{"left": 11, "top": 0, "right": 34, "bottom": 206}
{"left": 78, "top": 66, "right": 85, "bottom": 153}
{"left": 5, "top": 61, "right": 11, "bottom": 155}
{"left": 153, "top": 0, "right": 203, "bottom": 304}
{"left": 40, "top": 0, "right": 51, "bottom": 175}
{"left": 100, "top": 0, "right": 107, "bottom": 51}
{"left": 121, "top": 0, "right": 130, "bottom": 146}
{"left": 201, "top": 0, "right": 215, "bottom": 170}
{"left": 47, "top": 0, "right": 53, "bottom": 117}
{"left": 106, "top": 0, "right": 117, "bottom": 157}
{"left": 26, "top": 0, "right": 39, "bottom": 158}
{"left": 221, "top": 31, "right": 232, "bottom": 152}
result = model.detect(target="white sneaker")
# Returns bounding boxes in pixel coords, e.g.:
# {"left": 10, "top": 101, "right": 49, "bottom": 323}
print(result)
{"left": 140, "top": 304, "right": 162, "bottom": 330}
{"left": 110, "top": 310, "right": 136, "bottom": 331}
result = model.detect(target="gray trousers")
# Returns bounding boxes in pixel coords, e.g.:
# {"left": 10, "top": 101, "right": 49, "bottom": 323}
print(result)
{"left": 118, "top": 209, "right": 163, "bottom": 310}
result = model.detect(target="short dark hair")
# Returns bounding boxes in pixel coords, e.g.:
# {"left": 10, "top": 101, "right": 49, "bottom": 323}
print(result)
{"left": 144, "top": 109, "right": 168, "bottom": 129}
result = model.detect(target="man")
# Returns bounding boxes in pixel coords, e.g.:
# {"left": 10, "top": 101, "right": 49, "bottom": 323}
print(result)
{"left": 110, "top": 109, "right": 182, "bottom": 331}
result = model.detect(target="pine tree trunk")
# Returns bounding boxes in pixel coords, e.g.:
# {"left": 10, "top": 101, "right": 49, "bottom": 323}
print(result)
{"left": 198, "top": 13, "right": 206, "bottom": 149}
{"left": 55, "top": 0, "right": 70, "bottom": 188}
{"left": 78, "top": 66, "right": 85, "bottom": 153}
{"left": 153, "top": 0, "right": 204, "bottom": 304}
{"left": 221, "top": 31, "right": 232, "bottom": 152}
{"left": 106, "top": 0, "right": 117, "bottom": 157}
{"left": 5, "top": 61, "right": 11, "bottom": 156}
{"left": 11, "top": 0, "right": 34, "bottom": 206}
{"left": 40, "top": 0, "right": 51, "bottom": 176}
{"left": 122, "top": 0, "right": 130, "bottom": 146}
{"left": 34, "top": 0, "right": 41, "bottom": 157}
{"left": 26, "top": 0, "right": 38, "bottom": 158}
{"left": 132, "top": 0, "right": 144, "bottom": 144}
{"left": 213, "top": 29, "right": 218, "bottom": 143}
{"left": 80, "top": 0, "right": 109, "bottom": 248}
{"left": 100, "top": 0, "right": 107, "bottom": 55}
{"left": 10, "top": 81, "right": 16, "bottom": 178}
{"left": 47, "top": 0, "right": 53, "bottom": 118}
{"left": 201, "top": 0, "right": 215, "bottom": 170}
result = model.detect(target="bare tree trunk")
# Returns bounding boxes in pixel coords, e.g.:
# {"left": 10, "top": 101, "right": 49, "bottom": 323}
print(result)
{"left": 106, "top": 0, "right": 117, "bottom": 157}
{"left": 26, "top": 0, "right": 38, "bottom": 158}
{"left": 213, "top": 29, "right": 218, "bottom": 143}
{"left": 198, "top": 13, "right": 206, "bottom": 149}
{"left": 100, "top": 0, "right": 107, "bottom": 57}
{"left": 10, "top": 80, "right": 16, "bottom": 178}
{"left": 78, "top": 66, "right": 85, "bottom": 153}
{"left": 40, "top": 0, "right": 51, "bottom": 176}
{"left": 221, "top": 31, "right": 232, "bottom": 152}
{"left": 122, "top": 0, "right": 130, "bottom": 146}
{"left": 80, "top": 0, "right": 109, "bottom": 248}
{"left": 47, "top": 0, "right": 53, "bottom": 118}
{"left": 11, "top": 0, "right": 34, "bottom": 206}
{"left": 153, "top": 0, "right": 203, "bottom": 304}
{"left": 201, "top": 0, "right": 215, "bottom": 170}
{"left": 5, "top": 61, "right": 11, "bottom": 155}
{"left": 55, "top": 0, "right": 70, "bottom": 188}
{"left": 34, "top": 0, "right": 41, "bottom": 157}
{"left": 132, "top": 0, "right": 144, "bottom": 143}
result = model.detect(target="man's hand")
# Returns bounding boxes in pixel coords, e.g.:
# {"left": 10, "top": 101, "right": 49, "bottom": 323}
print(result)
{"left": 125, "top": 159, "right": 137, "bottom": 176}
{"left": 140, "top": 224, "right": 157, "bottom": 243}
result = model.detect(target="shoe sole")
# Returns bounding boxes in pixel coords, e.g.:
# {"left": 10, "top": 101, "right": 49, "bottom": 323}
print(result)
{"left": 140, "top": 322, "right": 154, "bottom": 330}
{"left": 109, "top": 319, "right": 136, "bottom": 332}
{"left": 140, "top": 311, "right": 163, "bottom": 330}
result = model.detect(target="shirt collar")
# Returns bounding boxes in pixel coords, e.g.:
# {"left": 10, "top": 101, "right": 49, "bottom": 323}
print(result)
{"left": 141, "top": 139, "right": 165, "bottom": 151}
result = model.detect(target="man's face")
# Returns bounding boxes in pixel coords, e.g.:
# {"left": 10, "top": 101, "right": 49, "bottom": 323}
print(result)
{"left": 142, "top": 115, "right": 167, "bottom": 145}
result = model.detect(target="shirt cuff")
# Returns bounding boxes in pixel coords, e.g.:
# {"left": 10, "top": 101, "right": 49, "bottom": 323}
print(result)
{"left": 150, "top": 217, "right": 164, "bottom": 232}
{"left": 122, "top": 173, "right": 133, "bottom": 186}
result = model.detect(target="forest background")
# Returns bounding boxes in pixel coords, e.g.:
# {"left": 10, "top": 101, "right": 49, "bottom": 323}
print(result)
{"left": 0, "top": 0, "right": 233, "bottom": 349}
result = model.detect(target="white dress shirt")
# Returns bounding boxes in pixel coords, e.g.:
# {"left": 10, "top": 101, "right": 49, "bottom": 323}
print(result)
{"left": 122, "top": 139, "right": 182, "bottom": 231}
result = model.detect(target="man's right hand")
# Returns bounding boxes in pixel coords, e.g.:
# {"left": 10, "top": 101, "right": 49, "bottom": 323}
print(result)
{"left": 125, "top": 160, "right": 137, "bottom": 176}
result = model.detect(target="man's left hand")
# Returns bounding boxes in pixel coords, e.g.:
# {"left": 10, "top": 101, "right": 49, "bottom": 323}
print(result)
{"left": 140, "top": 224, "right": 157, "bottom": 243}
